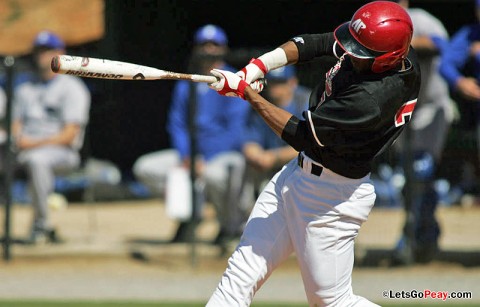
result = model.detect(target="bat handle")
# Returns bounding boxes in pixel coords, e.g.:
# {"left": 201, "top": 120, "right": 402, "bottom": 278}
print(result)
{"left": 191, "top": 74, "right": 218, "bottom": 83}
{"left": 194, "top": 74, "right": 267, "bottom": 90}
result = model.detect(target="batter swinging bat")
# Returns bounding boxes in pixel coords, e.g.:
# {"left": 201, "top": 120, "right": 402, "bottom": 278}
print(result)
{"left": 51, "top": 55, "right": 218, "bottom": 83}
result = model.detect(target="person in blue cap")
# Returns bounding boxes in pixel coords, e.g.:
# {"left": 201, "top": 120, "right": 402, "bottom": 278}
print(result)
{"left": 12, "top": 30, "right": 91, "bottom": 243}
{"left": 133, "top": 24, "right": 249, "bottom": 243}
{"left": 240, "top": 66, "right": 310, "bottom": 218}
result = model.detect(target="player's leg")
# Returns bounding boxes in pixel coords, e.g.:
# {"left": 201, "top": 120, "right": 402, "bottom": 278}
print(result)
{"left": 283, "top": 164, "right": 379, "bottom": 306}
{"left": 17, "top": 146, "right": 79, "bottom": 239}
{"left": 203, "top": 151, "right": 246, "bottom": 240}
{"left": 206, "top": 160, "right": 297, "bottom": 306}
{"left": 132, "top": 149, "right": 179, "bottom": 197}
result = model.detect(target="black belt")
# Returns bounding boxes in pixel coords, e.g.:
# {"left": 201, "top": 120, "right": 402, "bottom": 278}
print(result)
{"left": 297, "top": 153, "right": 323, "bottom": 176}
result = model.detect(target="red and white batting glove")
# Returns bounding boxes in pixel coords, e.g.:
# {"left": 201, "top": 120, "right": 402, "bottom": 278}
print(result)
{"left": 210, "top": 69, "right": 249, "bottom": 99}
{"left": 249, "top": 79, "right": 265, "bottom": 93}
{"left": 236, "top": 48, "right": 288, "bottom": 93}
{"left": 236, "top": 58, "right": 268, "bottom": 84}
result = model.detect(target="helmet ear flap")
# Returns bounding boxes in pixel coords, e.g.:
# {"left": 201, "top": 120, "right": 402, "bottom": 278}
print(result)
{"left": 372, "top": 52, "right": 400, "bottom": 73}
{"left": 371, "top": 46, "right": 410, "bottom": 73}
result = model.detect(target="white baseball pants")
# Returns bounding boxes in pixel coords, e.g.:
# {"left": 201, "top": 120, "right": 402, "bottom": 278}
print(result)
{"left": 206, "top": 154, "right": 380, "bottom": 307}
{"left": 17, "top": 145, "right": 80, "bottom": 230}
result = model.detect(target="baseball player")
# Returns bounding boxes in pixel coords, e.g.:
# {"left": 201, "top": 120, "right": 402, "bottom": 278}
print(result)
{"left": 392, "top": 0, "right": 455, "bottom": 265}
{"left": 13, "top": 31, "right": 91, "bottom": 243}
{"left": 207, "top": 1, "right": 420, "bottom": 306}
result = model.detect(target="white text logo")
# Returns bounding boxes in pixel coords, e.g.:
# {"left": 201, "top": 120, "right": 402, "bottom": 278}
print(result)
{"left": 351, "top": 19, "right": 366, "bottom": 33}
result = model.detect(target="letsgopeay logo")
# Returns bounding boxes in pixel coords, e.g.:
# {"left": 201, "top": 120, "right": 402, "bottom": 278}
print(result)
{"left": 65, "top": 70, "right": 123, "bottom": 79}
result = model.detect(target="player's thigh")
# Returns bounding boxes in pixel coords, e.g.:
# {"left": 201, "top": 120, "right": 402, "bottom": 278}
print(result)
{"left": 203, "top": 151, "right": 245, "bottom": 185}
{"left": 238, "top": 167, "right": 296, "bottom": 276}
{"left": 18, "top": 146, "right": 79, "bottom": 170}
{"left": 133, "top": 149, "right": 179, "bottom": 180}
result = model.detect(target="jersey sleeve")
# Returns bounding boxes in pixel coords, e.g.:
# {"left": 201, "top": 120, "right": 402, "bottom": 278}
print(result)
{"left": 281, "top": 88, "right": 381, "bottom": 151}
{"left": 439, "top": 26, "right": 473, "bottom": 88}
{"left": 166, "top": 81, "right": 190, "bottom": 160}
{"left": 12, "top": 85, "right": 27, "bottom": 121}
{"left": 290, "top": 32, "right": 337, "bottom": 63}
{"left": 63, "top": 78, "right": 91, "bottom": 125}
{"left": 410, "top": 9, "right": 448, "bottom": 39}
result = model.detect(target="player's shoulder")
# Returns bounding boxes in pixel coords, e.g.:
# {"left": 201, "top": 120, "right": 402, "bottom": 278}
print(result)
{"left": 408, "top": 8, "right": 437, "bottom": 21}
{"left": 53, "top": 74, "right": 89, "bottom": 90}
{"left": 359, "top": 70, "right": 416, "bottom": 106}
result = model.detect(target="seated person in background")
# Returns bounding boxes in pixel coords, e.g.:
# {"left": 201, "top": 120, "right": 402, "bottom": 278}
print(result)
{"left": 241, "top": 66, "right": 310, "bottom": 213}
{"left": 13, "top": 31, "right": 91, "bottom": 244}
{"left": 133, "top": 25, "right": 249, "bottom": 243}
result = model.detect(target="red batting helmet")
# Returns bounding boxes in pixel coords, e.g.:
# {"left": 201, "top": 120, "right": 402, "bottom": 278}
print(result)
{"left": 334, "top": 1, "right": 413, "bottom": 73}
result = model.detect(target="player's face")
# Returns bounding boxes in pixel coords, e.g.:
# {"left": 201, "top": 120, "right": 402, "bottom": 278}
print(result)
{"left": 349, "top": 56, "right": 373, "bottom": 73}
{"left": 193, "top": 42, "right": 227, "bottom": 73}
{"left": 34, "top": 48, "right": 64, "bottom": 79}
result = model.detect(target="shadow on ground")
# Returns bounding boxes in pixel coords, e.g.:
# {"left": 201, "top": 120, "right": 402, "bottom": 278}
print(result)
{"left": 357, "top": 248, "right": 480, "bottom": 268}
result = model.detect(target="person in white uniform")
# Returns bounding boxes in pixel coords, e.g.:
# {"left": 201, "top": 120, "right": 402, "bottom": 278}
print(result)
{"left": 13, "top": 31, "right": 91, "bottom": 243}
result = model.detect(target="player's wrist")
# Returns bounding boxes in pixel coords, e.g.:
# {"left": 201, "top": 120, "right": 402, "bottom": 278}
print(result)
{"left": 237, "top": 79, "right": 249, "bottom": 99}
{"left": 258, "top": 48, "right": 288, "bottom": 72}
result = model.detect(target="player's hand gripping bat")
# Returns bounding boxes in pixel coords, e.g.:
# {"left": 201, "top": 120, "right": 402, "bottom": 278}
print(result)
{"left": 51, "top": 55, "right": 266, "bottom": 91}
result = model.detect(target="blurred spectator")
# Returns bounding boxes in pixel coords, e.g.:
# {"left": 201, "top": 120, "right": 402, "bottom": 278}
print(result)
{"left": 439, "top": 0, "right": 480, "bottom": 194}
{"left": 440, "top": 0, "right": 480, "bottom": 103}
{"left": 12, "top": 31, "right": 91, "bottom": 244}
{"left": 133, "top": 25, "right": 249, "bottom": 243}
{"left": 240, "top": 66, "right": 310, "bottom": 216}
{"left": 391, "top": 0, "right": 456, "bottom": 264}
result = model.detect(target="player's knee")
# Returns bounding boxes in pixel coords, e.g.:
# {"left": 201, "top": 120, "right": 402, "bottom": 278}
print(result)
{"left": 132, "top": 158, "right": 147, "bottom": 179}
{"left": 413, "top": 151, "right": 435, "bottom": 181}
{"left": 23, "top": 153, "right": 50, "bottom": 170}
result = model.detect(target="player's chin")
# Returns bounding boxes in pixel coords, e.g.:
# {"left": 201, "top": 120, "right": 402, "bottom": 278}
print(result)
{"left": 350, "top": 57, "right": 374, "bottom": 73}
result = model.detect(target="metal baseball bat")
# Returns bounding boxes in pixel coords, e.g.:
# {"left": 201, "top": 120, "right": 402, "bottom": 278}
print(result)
{"left": 51, "top": 55, "right": 218, "bottom": 83}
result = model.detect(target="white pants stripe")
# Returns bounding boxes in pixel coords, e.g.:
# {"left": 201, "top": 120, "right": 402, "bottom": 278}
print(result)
{"left": 207, "top": 156, "right": 380, "bottom": 307}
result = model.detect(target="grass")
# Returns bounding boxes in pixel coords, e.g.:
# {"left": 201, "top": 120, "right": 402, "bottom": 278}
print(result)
{"left": 0, "top": 302, "right": 476, "bottom": 307}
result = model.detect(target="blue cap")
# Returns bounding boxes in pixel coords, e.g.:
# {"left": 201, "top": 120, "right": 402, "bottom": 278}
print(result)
{"left": 477, "top": 0, "right": 480, "bottom": 7}
{"left": 33, "top": 31, "right": 65, "bottom": 50}
{"left": 267, "top": 66, "right": 296, "bottom": 82}
{"left": 194, "top": 24, "right": 228, "bottom": 45}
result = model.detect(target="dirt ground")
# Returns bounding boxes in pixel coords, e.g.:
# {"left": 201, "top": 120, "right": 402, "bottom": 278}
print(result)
{"left": 0, "top": 199, "right": 479, "bottom": 304}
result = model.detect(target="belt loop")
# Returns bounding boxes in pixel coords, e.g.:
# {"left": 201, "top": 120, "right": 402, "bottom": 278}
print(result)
{"left": 297, "top": 152, "right": 323, "bottom": 176}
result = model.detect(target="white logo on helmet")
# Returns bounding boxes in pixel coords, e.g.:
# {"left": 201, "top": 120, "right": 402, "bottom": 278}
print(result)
{"left": 351, "top": 19, "right": 366, "bottom": 34}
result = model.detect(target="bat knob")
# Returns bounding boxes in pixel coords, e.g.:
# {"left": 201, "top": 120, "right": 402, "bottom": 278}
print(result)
{"left": 51, "top": 56, "right": 60, "bottom": 73}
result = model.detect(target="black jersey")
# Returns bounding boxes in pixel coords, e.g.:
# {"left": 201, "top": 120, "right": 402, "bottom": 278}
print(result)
{"left": 282, "top": 33, "right": 421, "bottom": 179}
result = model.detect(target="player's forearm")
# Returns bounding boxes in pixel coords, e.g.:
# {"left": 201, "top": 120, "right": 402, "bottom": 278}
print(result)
{"left": 270, "top": 146, "right": 298, "bottom": 164}
{"left": 411, "top": 36, "right": 437, "bottom": 51}
{"left": 244, "top": 87, "right": 293, "bottom": 138}
{"left": 278, "top": 41, "right": 300, "bottom": 65}
{"left": 40, "top": 124, "right": 81, "bottom": 147}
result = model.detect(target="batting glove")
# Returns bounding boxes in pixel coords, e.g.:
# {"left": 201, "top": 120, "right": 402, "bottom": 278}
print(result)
{"left": 237, "top": 58, "right": 268, "bottom": 84}
{"left": 210, "top": 69, "right": 249, "bottom": 99}
{"left": 250, "top": 79, "right": 265, "bottom": 93}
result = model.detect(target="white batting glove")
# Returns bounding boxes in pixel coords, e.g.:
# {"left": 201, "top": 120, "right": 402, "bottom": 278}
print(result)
{"left": 210, "top": 69, "right": 249, "bottom": 99}
{"left": 236, "top": 58, "right": 268, "bottom": 84}
{"left": 249, "top": 79, "right": 265, "bottom": 93}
